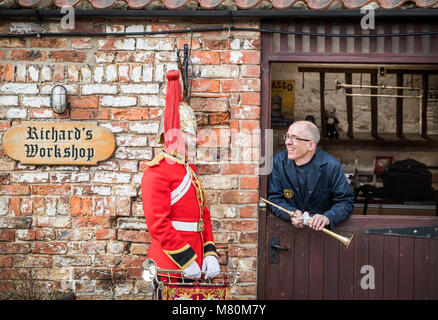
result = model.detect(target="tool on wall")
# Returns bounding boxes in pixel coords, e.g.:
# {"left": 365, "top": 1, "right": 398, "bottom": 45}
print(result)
{"left": 176, "top": 34, "right": 196, "bottom": 102}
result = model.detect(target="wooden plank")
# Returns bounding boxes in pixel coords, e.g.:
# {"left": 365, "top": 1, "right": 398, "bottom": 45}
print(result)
{"left": 338, "top": 231, "right": 354, "bottom": 299}
{"left": 339, "top": 24, "right": 347, "bottom": 53}
{"left": 320, "top": 72, "right": 326, "bottom": 137}
{"left": 308, "top": 230, "right": 325, "bottom": 299}
{"left": 370, "top": 73, "right": 378, "bottom": 138}
{"left": 399, "top": 23, "right": 407, "bottom": 53}
{"left": 429, "top": 239, "right": 438, "bottom": 299}
{"left": 369, "top": 234, "right": 384, "bottom": 299}
{"left": 323, "top": 233, "right": 339, "bottom": 299}
{"left": 421, "top": 74, "right": 429, "bottom": 138}
{"left": 279, "top": 222, "right": 294, "bottom": 300}
{"left": 324, "top": 23, "right": 332, "bottom": 53}
{"left": 345, "top": 73, "right": 353, "bottom": 138}
{"left": 295, "top": 24, "right": 302, "bottom": 53}
{"left": 353, "top": 231, "right": 369, "bottom": 300}
{"left": 280, "top": 22, "right": 288, "bottom": 53}
{"left": 310, "top": 24, "right": 317, "bottom": 53}
{"left": 293, "top": 228, "right": 309, "bottom": 299}
{"left": 383, "top": 235, "right": 399, "bottom": 299}
{"left": 396, "top": 73, "right": 404, "bottom": 138}
{"left": 413, "top": 238, "right": 429, "bottom": 300}
{"left": 384, "top": 23, "right": 392, "bottom": 53}
{"left": 398, "top": 237, "right": 414, "bottom": 299}
{"left": 265, "top": 217, "right": 281, "bottom": 299}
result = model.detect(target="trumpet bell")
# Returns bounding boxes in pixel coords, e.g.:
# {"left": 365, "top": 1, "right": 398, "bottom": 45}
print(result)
{"left": 142, "top": 259, "right": 158, "bottom": 281}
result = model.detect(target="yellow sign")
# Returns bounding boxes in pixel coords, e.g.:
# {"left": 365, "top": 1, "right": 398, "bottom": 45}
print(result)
{"left": 271, "top": 80, "right": 295, "bottom": 127}
{"left": 3, "top": 122, "right": 116, "bottom": 165}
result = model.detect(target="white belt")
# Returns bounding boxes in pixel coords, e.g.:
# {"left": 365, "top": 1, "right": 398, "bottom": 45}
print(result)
{"left": 172, "top": 220, "right": 204, "bottom": 232}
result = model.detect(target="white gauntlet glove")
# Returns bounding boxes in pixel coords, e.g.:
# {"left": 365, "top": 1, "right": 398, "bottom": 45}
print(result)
{"left": 182, "top": 260, "right": 201, "bottom": 279}
{"left": 201, "top": 255, "right": 220, "bottom": 279}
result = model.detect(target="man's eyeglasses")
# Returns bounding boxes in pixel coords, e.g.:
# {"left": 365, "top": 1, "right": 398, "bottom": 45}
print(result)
{"left": 282, "top": 134, "right": 312, "bottom": 142}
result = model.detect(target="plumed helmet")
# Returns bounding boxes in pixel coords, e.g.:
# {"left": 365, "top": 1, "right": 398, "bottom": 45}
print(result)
{"left": 156, "top": 70, "right": 197, "bottom": 147}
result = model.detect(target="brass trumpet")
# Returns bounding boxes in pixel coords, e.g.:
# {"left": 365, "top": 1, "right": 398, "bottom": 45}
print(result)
{"left": 260, "top": 197, "right": 354, "bottom": 248}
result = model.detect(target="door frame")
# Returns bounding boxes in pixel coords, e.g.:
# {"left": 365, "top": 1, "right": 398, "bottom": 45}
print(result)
{"left": 256, "top": 19, "right": 438, "bottom": 299}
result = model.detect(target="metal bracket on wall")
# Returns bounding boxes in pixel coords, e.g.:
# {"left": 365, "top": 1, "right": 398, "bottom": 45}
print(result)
{"left": 365, "top": 225, "right": 438, "bottom": 239}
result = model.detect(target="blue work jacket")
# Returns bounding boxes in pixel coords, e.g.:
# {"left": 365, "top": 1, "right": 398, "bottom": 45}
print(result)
{"left": 267, "top": 147, "right": 354, "bottom": 230}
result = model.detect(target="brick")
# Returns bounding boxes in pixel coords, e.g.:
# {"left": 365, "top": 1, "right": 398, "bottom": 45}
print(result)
{"left": 93, "top": 172, "right": 131, "bottom": 184}
{"left": 17, "top": 229, "right": 36, "bottom": 241}
{"left": 21, "top": 96, "right": 50, "bottom": 108}
{"left": 10, "top": 49, "right": 46, "bottom": 61}
{"left": 101, "top": 96, "right": 137, "bottom": 107}
{"left": 0, "top": 229, "right": 15, "bottom": 241}
{"left": 67, "top": 96, "right": 98, "bottom": 109}
{"left": 67, "top": 65, "right": 79, "bottom": 82}
{"left": 0, "top": 184, "right": 31, "bottom": 196}
{"left": 96, "top": 229, "right": 116, "bottom": 240}
{"left": 73, "top": 217, "right": 113, "bottom": 229}
{"left": 56, "top": 229, "right": 94, "bottom": 241}
{"left": 222, "top": 79, "right": 260, "bottom": 93}
{"left": 240, "top": 176, "right": 259, "bottom": 189}
{"left": 137, "top": 38, "right": 174, "bottom": 51}
{"left": 111, "top": 109, "right": 148, "bottom": 120}
{"left": 3, "top": 64, "right": 14, "bottom": 82}
{"left": 241, "top": 92, "right": 260, "bottom": 106}
{"left": 231, "top": 106, "right": 260, "bottom": 120}
{"left": 0, "top": 243, "right": 31, "bottom": 254}
{"left": 191, "top": 51, "right": 220, "bottom": 65}
{"left": 227, "top": 244, "right": 257, "bottom": 257}
{"left": 220, "top": 190, "right": 259, "bottom": 204}
{"left": 51, "top": 172, "right": 90, "bottom": 184}
{"left": 10, "top": 172, "right": 49, "bottom": 183}
{"left": 14, "top": 255, "right": 52, "bottom": 268}
{"left": 49, "top": 50, "right": 87, "bottom": 62}
{"left": 220, "top": 164, "right": 259, "bottom": 175}
{"left": 221, "top": 51, "right": 260, "bottom": 64}
{"left": 201, "top": 39, "right": 231, "bottom": 50}
{"left": 82, "top": 84, "right": 117, "bottom": 95}
{"left": 120, "top": 84, "right": 159, "bottom": 95}
{"left": 0, "top": 217, "right": 32, "bottom": 230}
{"left": 118, "top": 218, "right": 147, "bottom": 230}
{"left": 70, "top": 109, "right": 109, "bottom": 120}
{"left": 0, "top": 83, "right": 39, "bottom": 94}
{"left": 200, "top": 65, "right": 239, "bottom": 78}
{"left": 53, "top": 255, "right": 92, "bottom": 267}
{"left": 72, "top": 39, "right": 92, "bottom": 49}
{"left": 32, "top": 185, "right": 70, "bottom": 196}
{"left": 30, "top": 38, "right": 67, "bottom": 48}
{"left": 197, "top": 128, "right": 230, "bottom": 148}
{"left": 0, "top": 256, "right": 13, "bottom": 267}
{"left": 191, "top": 79, "right": 220, "bottom": 93}
{"left": 116, "top": 134, "right": 148, "bottom": 147}
{"left": 53, "top": 65, "right": 65, "bottom": 81}
{"left": 209, "top": 113, "right": 229, "bottom": 125}
{"left": 241, "top": 65, "right": 260, "bottom": 78}
{"left": 98, "top": 39, "right": 136, "bottom": 51}
{"left": 36, "top": 216, "right": 72, "bottom": 228}
{"left": 117, "top": 230, "right": 150, "bottom": 242}
{"left": 221, "top": 220, "right": 257, "bottom": 231}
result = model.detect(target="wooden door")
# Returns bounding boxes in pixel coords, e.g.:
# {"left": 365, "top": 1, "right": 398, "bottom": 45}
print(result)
{"left": 259, "top": 213, "right": 438, "bottom": 300}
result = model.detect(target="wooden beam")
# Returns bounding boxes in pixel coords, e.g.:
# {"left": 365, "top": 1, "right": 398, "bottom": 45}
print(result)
{"left": 421, "top": 74, "right": 429, "bottom": 138}
{"left": 345, "top": 73, "right": 353, "bottom": 138}
{"left": 371, "top": 73, "right": 378, "bottom": 138}
{"left": 320, "top": 72, "right": 326, "bottom": 137}
{"left": 396, "top": 74, "right": 404, "bottom": 138}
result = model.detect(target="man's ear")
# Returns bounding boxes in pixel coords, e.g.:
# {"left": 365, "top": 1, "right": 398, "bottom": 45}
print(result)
{"left": 308, "top": 140, "right": 317, "bottom": 151}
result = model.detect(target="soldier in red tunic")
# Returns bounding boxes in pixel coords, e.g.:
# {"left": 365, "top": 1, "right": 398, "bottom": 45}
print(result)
{"left": 141, "top": 70, "right": 220, "bottom": 282}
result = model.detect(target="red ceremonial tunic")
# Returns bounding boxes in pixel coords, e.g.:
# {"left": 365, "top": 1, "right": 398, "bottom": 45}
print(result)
{"left": 141, "top": 151, "right": 217, "bottom": 279}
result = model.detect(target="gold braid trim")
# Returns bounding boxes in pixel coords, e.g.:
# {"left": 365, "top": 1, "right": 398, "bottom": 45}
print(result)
{"left": 188, "top": 166, "right": 206, "bottom": 210}
{"left": 145, "top": 152, "right": 165, "bottom": 167}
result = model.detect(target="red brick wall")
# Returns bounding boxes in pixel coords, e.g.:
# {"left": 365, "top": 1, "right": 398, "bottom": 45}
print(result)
{"left": 0, "top": 19, "right": 261, "bottom": 299}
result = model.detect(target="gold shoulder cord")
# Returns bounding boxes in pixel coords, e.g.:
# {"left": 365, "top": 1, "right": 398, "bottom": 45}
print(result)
{"left": 187, "top": 164, "right": 206, "bottom": 213}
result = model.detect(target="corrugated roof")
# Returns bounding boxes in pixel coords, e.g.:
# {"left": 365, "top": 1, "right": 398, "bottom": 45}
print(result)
{"left": 2, "top": 0, "right": 438, "bottom": 10}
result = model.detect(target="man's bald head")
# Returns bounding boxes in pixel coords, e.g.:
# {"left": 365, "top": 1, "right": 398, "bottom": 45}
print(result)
{"left": 289, "top": 121, "right": 320, "bottom": 144}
